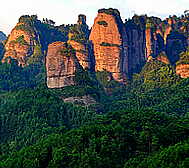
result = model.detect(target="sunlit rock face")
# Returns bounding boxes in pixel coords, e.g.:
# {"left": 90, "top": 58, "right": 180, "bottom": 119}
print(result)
{"left": 176, "top": 64, "right": 189, "bottom": 78}
{"left": 2, "top": 23, "right": 36, "bottom": 66}
{"left": 89, "top": 8, "right": 146, "bottom": 82}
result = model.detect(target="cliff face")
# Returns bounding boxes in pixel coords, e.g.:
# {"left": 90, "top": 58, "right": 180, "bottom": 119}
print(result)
{"left": 89, "top": 9, "right": 148, "bottom": 81}
{"left": 176, "top": 48, "right": 189, "bottom": 78}
{"left": 124, "top": 24, "right": 146, "bottom": 71}
{"left": 2, "top": 15, "right": 68, "bottom": 66}
{"left": 89, "top": 10, "right": 123, "bottom": 81}
{"left": 2, "top": 23, "right": 36, "bottom": 66}
{"left": 5, "top": 23, "right": 36, "bottom": 48}
{"left": 3, "top": 10, "right": 188, "bottom": 90}
{"left": 145, "top": 28, "right": 157, "bottom": 58}
{"left": 69, "top": 40, "right": 90, "bottom": 69}
{"left": 68, "top": 16, "right": 94, "bottom": 70}
{"left": 46, "top": 42, "right": 80, "bottom": 88}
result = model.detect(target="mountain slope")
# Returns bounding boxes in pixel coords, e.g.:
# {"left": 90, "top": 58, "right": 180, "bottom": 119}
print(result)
{"left": 0, "top": 31, "right": 6, "bottom": 42}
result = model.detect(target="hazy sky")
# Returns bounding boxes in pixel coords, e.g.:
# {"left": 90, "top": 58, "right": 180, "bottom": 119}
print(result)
{"left": 1, "top": 0, "right": 189, "bottom": 35}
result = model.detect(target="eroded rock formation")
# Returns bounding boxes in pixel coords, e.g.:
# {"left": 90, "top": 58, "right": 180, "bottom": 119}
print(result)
{"left": 46, "top": 42, "right": 80, "bottom": 88}
{"left": 2, "top": 23, "right": 36, "bottom": 66}
{"left": 176, "top": 64, "right": 189, "bottom": 78}
{"left": 89, "top": 9, "right": 123, "bottom": 81}
{"left": 89, "top": 9, "right": 148, "bottom": 81}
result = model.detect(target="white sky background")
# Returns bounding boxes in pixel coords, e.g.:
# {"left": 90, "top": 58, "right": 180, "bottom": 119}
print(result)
{"left": 0, "top": 0, "right": 189, "bottom": 35}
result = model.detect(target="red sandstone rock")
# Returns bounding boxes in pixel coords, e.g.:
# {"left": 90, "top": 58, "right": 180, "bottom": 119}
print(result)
{"left": 176, "top": 64, "right": 189, "bottom": 78}
{"left": 157, "top": 55, "right": 170, "bottom": 64}
{"left": 2, "top": 23, "right": 36, "bottom": 66}
{"left": 89, "top": 11, "right": 122, "bottom": 81}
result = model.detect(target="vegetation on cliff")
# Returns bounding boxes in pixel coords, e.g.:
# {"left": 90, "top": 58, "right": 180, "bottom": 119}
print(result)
{"left": 52, "top": 68, "right": 100, "bottom": 101}
{"left": 176, "top": 46, "right": 189, "bottom": 66}
{"left": 9, "top": 35, "right": 29, "bottom": 46}
{"left": 98, "top": 8, "right": 120, "bottom": 16}
{"left": 97, "top": 20, "right": 108, "bottom": 27}
{"left": 61, "top": 43, "right": 76, "bottom": 58}
{"left": 69, "top": 24, "right": 89, "bottom": 46}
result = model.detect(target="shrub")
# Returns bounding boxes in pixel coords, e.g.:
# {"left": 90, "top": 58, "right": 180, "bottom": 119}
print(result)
{"left": 9, "top": 36, "right": 29, "bottom": 46}
{"left": 100, "top": 42, "right": 111, "bottom": 47}
{"left": 97, "top": 21, "right": 108, "bottom": 27}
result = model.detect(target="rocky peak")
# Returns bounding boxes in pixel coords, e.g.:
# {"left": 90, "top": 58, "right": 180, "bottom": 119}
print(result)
{"left": 89, "top": 8, "right": 147, "bottom": 81}
{"left": 89, "top": 8, "right": 123, "bottom": 81}
{"left": 68, "top": 15, "right": 93, "bottom": 70}
{"left": 43, "top": 10, "right": 189, "bottom": 89}
{"left": 2, "top": 15, "right": 68, "bottom": 66}
{"left": 2, "top": 15, "right": 41, "bottom": 66}
{"left": 2, "top": 23, "right": 36, "bottom": 66}
{"left": 77, "top": 14, "right": 86, "bottom": 25}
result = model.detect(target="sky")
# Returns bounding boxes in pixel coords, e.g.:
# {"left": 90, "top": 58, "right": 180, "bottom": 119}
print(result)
{"left": 0, "top": 0, "right": 189, "bottom": 35}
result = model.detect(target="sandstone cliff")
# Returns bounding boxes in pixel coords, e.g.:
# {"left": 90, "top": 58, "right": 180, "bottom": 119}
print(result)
{"left": 124, "top": 21, "right": 146, "bottom": 71}
{"left": 46, "top": 41, "right": 80, "bottom": 88}
{"left": 2, "top": 23, "right": 36, "bottom": 66}
{"left": 2, "top": 15, "right": 68, "bottom": 66}
{"left": 45, "top": 10, "right": 189, "bottom": 89}
{"left": 145, "top": 28, "right": 157, "bottom": 58}
{"left": 89, "top": 9, "right": 147, "bottom": 81}
{"left": 89, "top": 9, "right": 125, "bottom": 81}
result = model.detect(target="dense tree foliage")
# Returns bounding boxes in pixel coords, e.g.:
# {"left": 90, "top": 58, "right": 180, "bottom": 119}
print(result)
{"left": 0, "top": 58, "right": 45, "bottom": 94}
{"left": 0, "top": 109, "right": 189, "bottom": 167}
{"left": 69, "top": 24, "right": 89, "bottom": 46}
{"left": 0, "top": 83, "right": 99, "bottom": 156}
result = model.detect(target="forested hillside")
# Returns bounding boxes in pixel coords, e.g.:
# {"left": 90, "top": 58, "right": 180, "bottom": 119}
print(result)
{"left": 1, "top": 109, "right": 189, "bottom": 167}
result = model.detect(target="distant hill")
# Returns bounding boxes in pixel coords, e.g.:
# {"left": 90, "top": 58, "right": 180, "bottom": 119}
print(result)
{"left": 0, "top": 31, "right": 6, "bottom": 42}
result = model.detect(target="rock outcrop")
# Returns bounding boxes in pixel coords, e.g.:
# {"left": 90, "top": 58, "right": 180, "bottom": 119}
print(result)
{"left": 176, "top": 64, "right": 189, "bottom": 78}
{"left": 46, "top": 41, "right": 80, "bottom": 88}
{"left": 89, "top": 9, "right": 123, "bottom": 81}
{"left": 2, "top": 23, "right": 36, "bottom": 66}
{"left": 157, "top": 55, "right": 170, "bottom": 64}
{"left": 145, "top": 28, "right": 158, "bottom": 58}
{"left": 69, "top": 40, "right": 90, "bottom": 69}
{"left": 156, "top": 51, "right": 170, "bottom": 64}
{"left": 68, "top": 15, "right": 94, "bottom": 70}
{"left": 89, "top": 9, "right": 147, "bottom": 81}
{"left": 63, "top": 95, "right": 97, "bottom": 106}
{"left": 2, "top": 15, "right": 68, "bottom": 66}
